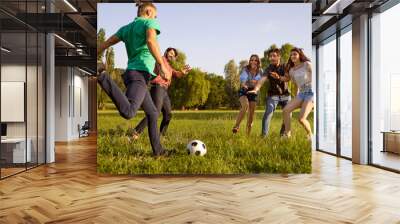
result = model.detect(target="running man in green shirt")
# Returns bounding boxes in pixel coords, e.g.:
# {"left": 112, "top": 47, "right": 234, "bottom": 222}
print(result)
{"left": 97, "top": 3, "right": 171, "bottom": 156}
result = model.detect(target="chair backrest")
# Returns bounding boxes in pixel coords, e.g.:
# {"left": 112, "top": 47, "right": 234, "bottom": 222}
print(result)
{"left": 82, "top": 121, "right": 90, "bottom": 129}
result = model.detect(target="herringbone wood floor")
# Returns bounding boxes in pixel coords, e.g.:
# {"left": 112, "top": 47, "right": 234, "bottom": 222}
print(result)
{"left": 1, "top": 136, "right": 400, "bottom": 224}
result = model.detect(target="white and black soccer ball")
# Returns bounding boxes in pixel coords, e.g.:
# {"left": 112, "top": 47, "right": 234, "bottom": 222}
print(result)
{"left": 186, "top": 140, "right": 207, "bottom": 156}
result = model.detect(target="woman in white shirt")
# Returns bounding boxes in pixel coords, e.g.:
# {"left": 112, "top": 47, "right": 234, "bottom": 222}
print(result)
{"left": 279, "top": 48, "right": 313, "bottom": 140}
{"left": 232, "top": 54, "right": 262, "bottom": 135}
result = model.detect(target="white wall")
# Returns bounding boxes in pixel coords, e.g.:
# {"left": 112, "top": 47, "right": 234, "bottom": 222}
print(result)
{"left": 54, "top": 66, "right": 89, "bottom": 141}
{"left": 55, "top": 66, "right": 69, "bottom": 141}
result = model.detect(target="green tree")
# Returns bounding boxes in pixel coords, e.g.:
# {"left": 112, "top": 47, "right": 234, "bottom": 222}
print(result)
{"left": 238, "top": 60, "right": 248, "bottom": 74}
{"left": 184, "top": 68, "right": 210, "bottom": 109}
{"left": 97, "top": 28, "right": 107, "bottom": 110}
{"left": 204, "top": 73, "right": 227, "bottom": 109}
{"left": 280, "top": 43, "right": 294, "bottom": 64}
{"left": 97, "top": 28, "right": 106, "bottom": 61}
{"left": 224, "top": 59, "right": 239, "bottom": 108}
{"left": 105, "top": 47, "right": 115, "bottom": 72}
{"left": 168, "top": 50, "right": 189, "bottom": 109}
{"left": 97, "top": 28, "right": 118, "bottom": 110}
{"left": 169, "top": 77, "right": 188, "bottom": 109}
{"left": 105, "top": 48, "right": 123, "bottom": 89}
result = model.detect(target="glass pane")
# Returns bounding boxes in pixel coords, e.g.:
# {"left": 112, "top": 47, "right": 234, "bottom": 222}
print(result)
{"left": 317, "top": 36, "right": 337, "bottom": 154}
{"left": 27, "top": 31, "right": 38, "bottom": 169}
{"left": 38, "top": 32, "right": 45, "bottom": 165}
{"left": 312, "top": 45, "right": 317, "bottom": 150}
{"left": 0, "top": 1, "right": 47, "bottom": 178}
{"left": 1, "top": 30, "right": 27, "bottom": 177}
{"left": 371, "top": 4, "right": 400, "bottom": 171}
{"left": 340, "top": 29, "right": 352, "bottom": 158}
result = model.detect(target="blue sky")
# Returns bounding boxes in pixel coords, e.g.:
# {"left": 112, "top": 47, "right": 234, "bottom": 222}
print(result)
{"left": 98, "top": 3, "right": 311, "bottom": 75}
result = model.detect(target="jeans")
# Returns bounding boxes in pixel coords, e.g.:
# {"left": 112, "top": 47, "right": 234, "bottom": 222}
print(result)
{"left": 262, "top": 95, "right": 291, "bottom": 136}
{"left": 134, "top": 84, "right": 172, "bottom": 136}
{"left": 97, "top": 70, "right": 163, "bottom": 156}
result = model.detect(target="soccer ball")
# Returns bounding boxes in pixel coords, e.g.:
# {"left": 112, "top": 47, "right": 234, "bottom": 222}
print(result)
{"left": 186, "top": 140, "right": 207, "bottom": 156}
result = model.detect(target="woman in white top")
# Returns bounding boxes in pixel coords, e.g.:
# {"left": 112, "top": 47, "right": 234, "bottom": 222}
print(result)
{"left": 232, "top": 54, "right": 262, "bottom": 135}
{"left": 273, "top": 48, "right": 313, "bottom": 140}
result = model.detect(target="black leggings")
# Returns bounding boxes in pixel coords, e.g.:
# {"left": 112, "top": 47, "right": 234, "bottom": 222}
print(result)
{"left": 97, "top": 70, "right": 163, "bottom": 155}
{"left": 134, "top": 84, "right": 172, "bottom": 136}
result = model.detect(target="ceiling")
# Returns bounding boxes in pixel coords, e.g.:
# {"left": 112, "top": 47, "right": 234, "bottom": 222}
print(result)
{"left": 0, "top": 0, "right": 97, "bottom": 73}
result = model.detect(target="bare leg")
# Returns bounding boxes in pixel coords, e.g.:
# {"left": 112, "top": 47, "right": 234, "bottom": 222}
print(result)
{"left": 298, "top": 100, "right": 314, "bottom": 137}
{"left": 282, "top": 97, "right": 303, "bottom": 136}
{"left": 246, "top": 101, "right": 256, "bottom": 135}
{"left": 233, "top": 96, "right": 249, "bottom": 132}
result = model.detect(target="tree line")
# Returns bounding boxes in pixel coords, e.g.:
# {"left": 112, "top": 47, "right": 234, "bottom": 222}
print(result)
{"left": 97, "top": 28, "right": 296, "bottom": 110}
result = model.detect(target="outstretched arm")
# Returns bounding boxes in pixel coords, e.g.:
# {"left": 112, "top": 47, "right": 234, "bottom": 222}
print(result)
{"left": 248, "top": 76, "right": 268, "bottom": 93}
{"left": 279, "top": 72, "right": 291, "bottom": 82}
{"left": 173, "top": 65, "right": 192, "bottom": 78}
{"left": 98, "top": 35, "right": 120, "bottom": 57}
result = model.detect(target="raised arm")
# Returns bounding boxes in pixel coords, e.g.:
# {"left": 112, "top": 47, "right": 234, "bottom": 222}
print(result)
{"left": 98, "top": 35, "right": 120, "bottom": 57}
{"left": 173, "top": 65, "right": 192, "bottom": 78}
{"left": 172, "top": 70, "right": 184, "bottom": 78}
{"left": 147, "top": 29, "right": 171, "bottom": 80}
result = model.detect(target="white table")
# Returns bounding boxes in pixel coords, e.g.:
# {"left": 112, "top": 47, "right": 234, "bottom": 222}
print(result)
{"left": 1, "top": 138, "right": 32, "bottom": 163}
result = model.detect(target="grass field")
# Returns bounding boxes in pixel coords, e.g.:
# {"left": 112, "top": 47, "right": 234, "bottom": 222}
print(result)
{"left": 97, "top": 110, "right": 312, "bottom": 174}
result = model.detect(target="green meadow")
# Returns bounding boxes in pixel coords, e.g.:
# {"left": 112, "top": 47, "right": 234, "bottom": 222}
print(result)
{"left": 97, "top": 110, "right": 312, "bottom": 174}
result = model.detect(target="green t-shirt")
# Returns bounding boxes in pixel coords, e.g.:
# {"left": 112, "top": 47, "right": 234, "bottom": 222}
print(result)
{"left": 115, "top": 17, "right": 161, "bottom": 78}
